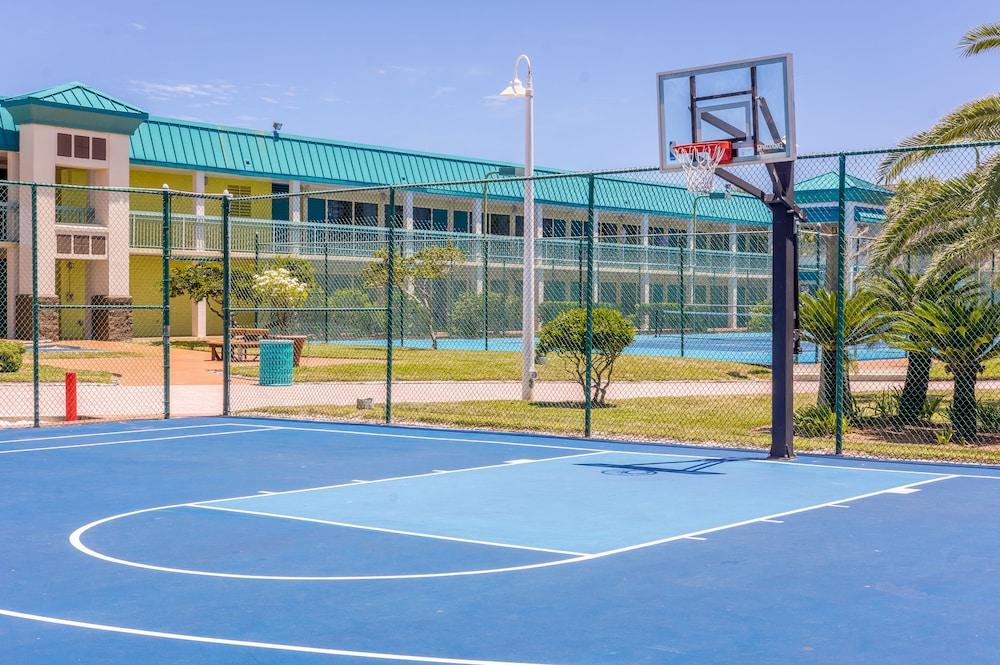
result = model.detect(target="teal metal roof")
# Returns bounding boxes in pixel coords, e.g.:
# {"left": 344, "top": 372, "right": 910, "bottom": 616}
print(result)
{"left": 3, "top": 82, "right": 145, "bottom": 116}
{"left": 795, "top": 171, "right": 893, "bottom": 206}
{"left": 0, "top": 82, "right": 883, "bottom": 226}
{"left": 0, "top": 105, "right": 17, "bottom": 151}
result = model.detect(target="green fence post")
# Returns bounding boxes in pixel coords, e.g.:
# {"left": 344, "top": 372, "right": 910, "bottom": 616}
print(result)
{"left": 584, "top": 175, "right": 595, "bottom": 437}
{"left": 222, "top": 191, "right": 232, "bottom": 416}
{"left": 323, "top": 241, "right": 330, "bottom": 343}
{"left": 253, "top": 233, "right": 260, "bottom": 329}
{"left": 161, "top": 186, "right": 172, "bottom": 419}
{"left": 30, "top": 185, "right": 39, "bottom": 428}
{"left": 815, "top": 229, "right": 821, "bottom": 364}
{"left": 834, "top": 154, "right": 848, "bottom": 455}
{"left": 386, "top": 187, "right": 395, "bottom": 424}
{"left": 679, "top": 245, "right": 686, "bottom": 357}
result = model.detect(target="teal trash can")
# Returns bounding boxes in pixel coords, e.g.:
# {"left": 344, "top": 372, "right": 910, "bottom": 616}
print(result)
{"left": 259, "top": 340, "right": 294, "bottom": 386}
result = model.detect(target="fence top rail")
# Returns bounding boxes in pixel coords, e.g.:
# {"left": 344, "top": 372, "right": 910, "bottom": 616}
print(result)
{"left": 797, "top": 140, "right": 1000, "bottom": 160}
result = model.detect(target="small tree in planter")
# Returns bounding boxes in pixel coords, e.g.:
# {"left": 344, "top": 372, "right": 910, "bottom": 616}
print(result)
{"left": 251, "top": 267, "right": 310, "bottom": 333}
{"left": 537, "top": 307, "right": 636, "bottom": 407}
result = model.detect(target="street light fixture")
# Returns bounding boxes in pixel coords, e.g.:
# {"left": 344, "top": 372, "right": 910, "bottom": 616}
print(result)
{"left": 497, "top": 53, "right": 535, "bottom": 401}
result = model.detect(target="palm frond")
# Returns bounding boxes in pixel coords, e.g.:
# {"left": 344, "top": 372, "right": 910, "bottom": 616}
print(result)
{"left": 959, "top": 23, "right": 1000, "bottom": 56}
{"left": 878, "top": 96, "right": 1000, "bottom": 181}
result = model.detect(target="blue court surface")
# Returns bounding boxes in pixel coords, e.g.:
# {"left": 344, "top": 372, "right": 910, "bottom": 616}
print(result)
{"left": 1, "top": 417, "right": 998, "bottom": 664}
{"left": 338, "top": 332, "right": 904, "bottom": 365}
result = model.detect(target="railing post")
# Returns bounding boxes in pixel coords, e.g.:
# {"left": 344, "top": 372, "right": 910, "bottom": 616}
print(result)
{"left": 222, "top": 191, "right": 232, "bottom": 417}
{"left": 31, "top": 185, "right": 39, "bottom": 428}
{"left": 834, "top": 154, "right": 848, "bottom": 455}
{"left": 161, "top": 186, "right": 172, "bottom": 419}
{"left": 584, "top": 175, "right": 595, "bottom": 437}
{"left": 385, "top": 187, "right": 395, "bottom": 424}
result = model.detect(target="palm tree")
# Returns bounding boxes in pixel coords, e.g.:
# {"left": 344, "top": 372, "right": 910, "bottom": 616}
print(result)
{"left": 891, "top": 297, "right": 1000, "bottom": 441}
{"left": 865, "top": 267, "right": 978, "bottom": 422}
{"left": 799, "top": 289, "right": 888, "bottom": 413}
{"left": 874, "top": 24, "right": 1000, "bottom": 276}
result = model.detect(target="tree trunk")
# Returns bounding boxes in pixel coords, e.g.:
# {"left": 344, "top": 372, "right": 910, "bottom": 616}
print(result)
{"left": 951, "top": 364, "right": 978, "bottom": 442}
{"left": 899, "top": 351, "right": 931, "bottom": 423}
{"left": 818, "top": 348, "right": 852, "bottom": 415}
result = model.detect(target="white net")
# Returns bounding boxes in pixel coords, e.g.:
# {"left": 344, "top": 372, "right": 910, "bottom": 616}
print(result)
{"left": 673, "top": 143, "right": 727, "bottom": 194}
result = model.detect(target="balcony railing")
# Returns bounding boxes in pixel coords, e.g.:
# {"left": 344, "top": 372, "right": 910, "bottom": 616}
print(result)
{"left": 56, "top": 205, "right": 98, "bottom": 226}
{"left": 0, "top": 201, "right": 18, "bottom": 242}
{"left": 128, "top": 210, "right": 783, "bottom": 276}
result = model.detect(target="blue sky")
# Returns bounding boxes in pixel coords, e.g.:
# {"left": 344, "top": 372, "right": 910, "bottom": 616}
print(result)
{"left": 3, "top": 0, "right": 995, "bottom": 170}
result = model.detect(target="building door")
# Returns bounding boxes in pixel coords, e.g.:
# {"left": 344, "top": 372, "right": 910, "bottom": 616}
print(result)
{"left": 57, "top": 260, "right": 86, "bottom": 339}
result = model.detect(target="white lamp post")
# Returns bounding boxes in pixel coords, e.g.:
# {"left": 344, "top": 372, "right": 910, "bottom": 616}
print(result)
{"left": 500, "top": 54, "right": 535, "bottom": 401}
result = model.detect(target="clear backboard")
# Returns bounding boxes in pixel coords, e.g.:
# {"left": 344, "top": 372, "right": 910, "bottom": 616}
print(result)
{"left": 657, "top": 54, "right": 795, "bottom": 172}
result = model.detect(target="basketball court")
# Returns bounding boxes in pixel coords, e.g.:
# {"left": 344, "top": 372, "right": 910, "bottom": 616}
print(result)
{"left": 1, "top": 416, "right": 998, "bottom": 663}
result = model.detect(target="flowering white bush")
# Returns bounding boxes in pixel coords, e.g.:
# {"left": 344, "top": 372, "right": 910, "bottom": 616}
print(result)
{"left": 251, "top": 268, "right": 310, "bottom": 309}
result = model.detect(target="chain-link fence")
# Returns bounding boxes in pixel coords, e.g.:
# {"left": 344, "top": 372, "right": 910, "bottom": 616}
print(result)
{"left": 2, "top": 140, "right": 999, "bottom": 465}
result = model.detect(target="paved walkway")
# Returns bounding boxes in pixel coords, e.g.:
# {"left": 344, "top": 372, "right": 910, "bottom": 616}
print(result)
{"left": 6, "top": 377, "right": 999, "bottom": 421}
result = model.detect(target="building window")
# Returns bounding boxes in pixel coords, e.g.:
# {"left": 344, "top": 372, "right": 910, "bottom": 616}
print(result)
{"left": 57, "top": 133, "right": 73, "bottom": 157}
{"left": 667, "top": 228, "right": 687, "bottom": 249}
{"left": 354, "top": 202, "right": 378, "bottom": 226}
{"left": 599, "top": 282, "right": 617, "bottom": 304}
{"left": 543, "top": 218, "right": 566, "bottom": 238}
{"left": 696, "top": 233, "right": 729, "bottom": 251}
{"left": 413, "top": 207, "right": 432, "bottom": 230}
{"left": 515, "top": 215, "right": 524, "bottom": 237}
{"left": 547, "top": 281, "right": 566, "bottom": 301}
{"left": 570, "top": 220, "right": 585, "bottom": 238}
{"left": 599, "top": 222, "right": 618, "bottom": 242}
{"left": 737, "top": 232, "right": 769, "bottom": 254}
{"left": 73, "top": 135, "right": 90, "bottom": 159}
{"left": 650, "top": 226, "right": 667, "bottom": 247}
{"left": 432, "top": 209, "right": 448, "bottom": 232}
{"left": 91, "top": 138, "right": 107, "bottom": 161}
{"left": 227, "top": 185, "right": 251, "bottom": 217}
{"left": 384, "top": 204, "right": 403, "bottom": 228}
{"left": 623, "top": 224, "right": 640, "bottom": 245}
{"left": 328, "top": 200, "right": 352, "bottom": 224}
{"left": 488, "top": 214, "right": 509, "bottom": 235}
{"left": 453, "top": 210, "right": 469, "bottom": 233}
{"left": 651, "top": 283, "right": 665, "bottom": 303}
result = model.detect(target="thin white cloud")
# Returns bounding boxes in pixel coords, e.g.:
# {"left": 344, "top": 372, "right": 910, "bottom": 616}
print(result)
{"left": 260, "top": 96, "right": 279, "bottom": 104}
{"left": 130, "top": 80, "right": 238, "bottom": 104}
{"left": 130, "top": 22, "right": 146, "bottom": 31}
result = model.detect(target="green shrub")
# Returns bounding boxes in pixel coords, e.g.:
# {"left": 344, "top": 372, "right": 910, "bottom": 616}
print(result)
{"left": 447, "top": 292, "right": 520, "bottom": 338}
{"left": 0, "top": 340, "right": 24, "bottom": 373}
{"left": 537, "top": 307, "right": 636, "bottom": 406}
{"left": 793, "top": 404, "right": 848, "bottom": 438}
{"left": 747, "top": 298, "right": 772, "bottom": 331}
{"left": 977, "top": 402, "right": 1000, "bottom": 432}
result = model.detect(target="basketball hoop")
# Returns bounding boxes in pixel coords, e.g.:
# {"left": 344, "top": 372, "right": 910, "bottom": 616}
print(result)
{"left": 672, "top": 140, "right": 733, "bottom": 194}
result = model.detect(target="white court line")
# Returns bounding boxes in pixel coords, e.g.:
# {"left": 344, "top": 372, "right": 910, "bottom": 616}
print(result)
{"left": 828, "top": 504, "right": 851, "bottom": 509}
{"left": 682, "top": 536, "right": 707, "bottom": 541}
{"left": 265, "top": 423, "right": 991, "bottom": 478}
{"left": 196, "top": 451, "right": 606, "bottom": 506}
{"left": 760, "top": 519, "right": 784, "bottom": 524}
{"left": 68, "top": 471, "right": 957, "bottom": 582}
{"left": 0, "top": 609, "right": 554, "bottom": 665}
{"left": 0, "top": 422, "right": 263, "bottom": 445}
{"left": 0, "top": 427, "right": 282, "bottom": 455}
{"left": 194, "top": 504, "right": 586, "bottom": 556}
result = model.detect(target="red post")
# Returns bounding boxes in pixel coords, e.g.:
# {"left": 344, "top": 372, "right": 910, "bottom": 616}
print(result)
{"left": 65, "top": 372, "right": 77, "bottom": 422}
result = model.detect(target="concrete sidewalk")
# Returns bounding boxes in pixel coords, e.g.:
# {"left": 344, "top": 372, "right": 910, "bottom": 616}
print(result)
{"left": 3, "top": 375, "right": 994, "bottom": 421}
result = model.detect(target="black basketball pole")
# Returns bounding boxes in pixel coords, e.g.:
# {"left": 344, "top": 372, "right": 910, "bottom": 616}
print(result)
{"left": 768, "top": 161, "right": 796, "bottom": 459}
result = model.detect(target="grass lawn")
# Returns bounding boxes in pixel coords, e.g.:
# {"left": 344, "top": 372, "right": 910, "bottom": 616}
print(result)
{"left": 249, "top": 392, "right": 1000, "bottom": 465}
{"left": 228, "top": 343, "right": 770, "bottom": 383}
{"left": 930, "top": 358, "right": 1000, "bottom": 381}
{"left": 0, "top": 364, "right": 114, "bottom": 384}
